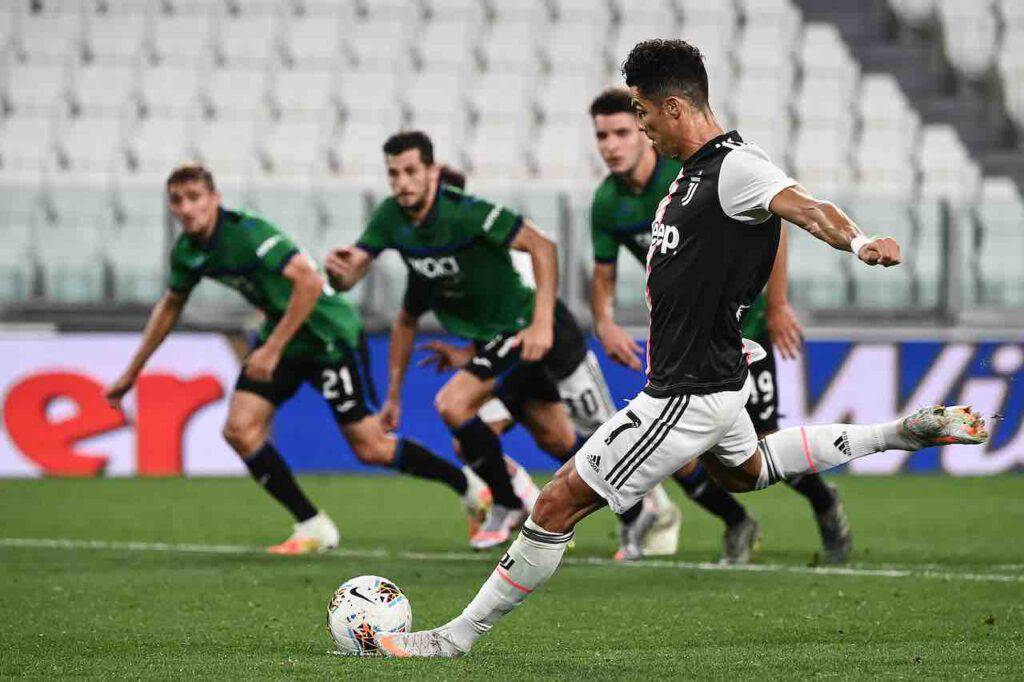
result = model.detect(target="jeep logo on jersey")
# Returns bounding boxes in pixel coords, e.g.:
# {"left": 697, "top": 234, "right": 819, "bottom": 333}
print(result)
{"left": 407, "top": 255, "right": 460, "bottom": 279}
{"left": 651, "top": 221, "right": 680, "bottom": 254}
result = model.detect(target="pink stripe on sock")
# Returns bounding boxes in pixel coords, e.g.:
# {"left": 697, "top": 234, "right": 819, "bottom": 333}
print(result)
{"left": 495, "top": 567, "right": 532, "bottom": 594}
{"left": 799, "top": 427, "right": 818, "bottom": 473}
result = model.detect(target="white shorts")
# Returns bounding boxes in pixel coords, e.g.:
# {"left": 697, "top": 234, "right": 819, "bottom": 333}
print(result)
{"left": 478, "top": 350, "right": 617, "bottom": 438}
{"left": 574, "top": 386, "right": 758, "bottom": 514}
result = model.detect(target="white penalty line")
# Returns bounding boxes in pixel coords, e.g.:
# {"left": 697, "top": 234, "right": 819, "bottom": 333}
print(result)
{"left": 1, "top": 537, "right": 1022, "bottom": 585}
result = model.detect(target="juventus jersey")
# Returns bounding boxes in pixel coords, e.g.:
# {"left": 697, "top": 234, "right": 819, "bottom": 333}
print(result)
{"left": 644, "top": 131, "right": 796, "bottom": 398}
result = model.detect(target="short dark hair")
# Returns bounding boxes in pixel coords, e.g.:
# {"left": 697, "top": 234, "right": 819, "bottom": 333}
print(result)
{"left": 382, "top": 130, "right": 434, "bottom": 165}
{"left": 438, "top": 164, "right": 466, "bottom": 190}
{"left": 166, "top": 163, "right": 216, "bottom": 191}
{"left": 589, "top": 86, "right": 635, "bottom": 117}
{"left": 621, "top": 39, "right": 709, "bottom": 109}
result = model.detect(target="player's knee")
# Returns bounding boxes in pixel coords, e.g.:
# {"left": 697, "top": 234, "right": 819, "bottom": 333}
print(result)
{"left": 434, "top": 391, "right": 472, "bottom": 426}
{"left": 351, "top": 437, "right": 394, "bottom": 466}
{"left": 222, "top": 417, "right": 265, "bottom": 455}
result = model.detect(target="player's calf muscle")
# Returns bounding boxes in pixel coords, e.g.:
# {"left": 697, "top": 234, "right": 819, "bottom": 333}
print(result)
{"left": 699, "top": 451, "right": 761, "bottom": 493}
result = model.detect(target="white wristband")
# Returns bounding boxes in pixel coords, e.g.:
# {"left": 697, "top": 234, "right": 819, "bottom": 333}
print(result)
{"left": 850, "top": 235, "right": 871, "bottom": 256}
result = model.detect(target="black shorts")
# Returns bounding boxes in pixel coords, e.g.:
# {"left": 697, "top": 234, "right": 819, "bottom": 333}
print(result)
{"left": 465, "top": 300, "right": 586, "bottom": 418}
{"left": 234, "top": 335, "right": 378, "bottom": 427}
{"left": 745, "top": 335, "right": 779, "bottom": 435}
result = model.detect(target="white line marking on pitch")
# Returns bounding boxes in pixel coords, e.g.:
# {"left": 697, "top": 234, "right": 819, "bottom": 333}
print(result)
{"left": 1, "top": 537, "right": 1021, "bottom": 584}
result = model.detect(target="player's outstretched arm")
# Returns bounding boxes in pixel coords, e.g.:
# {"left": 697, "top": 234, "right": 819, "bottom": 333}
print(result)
{"left": 591, "top": 262, "right": 643, "bottom": 371}
{"left": 325, "top": 245, "right": 373, "bottom": 291}
{"left": 105, "top": 289, "right": 188, "bottom": 410}
{"left": 509, "top": 220, "right": 557, "bottom": 361}
{"left": 382, "top": 307, "right": 421, "bottom": 431}
{"left": 769, "top": 185, "right": 901, "bottom": 267}
{"left": 245, "top": 254, "right": 323, "bottom": 382}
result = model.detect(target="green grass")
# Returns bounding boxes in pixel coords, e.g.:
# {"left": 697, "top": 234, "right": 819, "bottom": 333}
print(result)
{"left": 1, "top": 475, "right": 1022, "bottom": 679}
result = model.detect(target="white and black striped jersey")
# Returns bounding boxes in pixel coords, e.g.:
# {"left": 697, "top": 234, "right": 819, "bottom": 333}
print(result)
{"left": 643, "top": 131, "right": 796, "bottom": 398}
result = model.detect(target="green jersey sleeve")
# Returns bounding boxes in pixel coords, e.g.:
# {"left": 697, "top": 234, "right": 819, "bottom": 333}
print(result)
{"left": 590, "top": 188, "right": 620, "bottom": 264}
{"left": 247, "top": 218, "right": 300, "bottom": 273}
{"left": 464, "top": 195, "right": 524, "bottom": 247}
{"left": 167, "top": 237, "right": 202, "bottom": 294}
{"left": 355, "top": 203, "right": 393, "bottom": 258}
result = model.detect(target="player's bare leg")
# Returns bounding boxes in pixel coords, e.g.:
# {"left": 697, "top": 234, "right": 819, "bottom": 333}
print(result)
{"left": 437, "top": 370, "right": 525, "bottom": 548}
{"left": 700, "top": 406, "right": 988, "bottom": 493}
{"left": 342, "top": 413, "right": 484, "bottom": 524}
{"left": 378, "top": 460, "right": 605, "bottom": 658}
{"left": 224, "top": 391, "right": 338, "bottom": 555}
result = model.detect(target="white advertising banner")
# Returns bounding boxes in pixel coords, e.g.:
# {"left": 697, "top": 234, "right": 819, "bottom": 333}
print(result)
{"left": 0, "top": 333, "right": 245, "bottom": 477}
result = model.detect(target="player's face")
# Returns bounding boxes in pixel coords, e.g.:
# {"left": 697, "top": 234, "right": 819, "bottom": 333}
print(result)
{"left": 593, "top": 112, "right": 649, "bottom": 175}
{"left": 630, "top": 88, "right": 681, "bottom": 158}
{"left": 167, "top": 181, "right": 221, "bottom": 239}
{"left": 386, "top": 149, "right": 436, "bottom": 213}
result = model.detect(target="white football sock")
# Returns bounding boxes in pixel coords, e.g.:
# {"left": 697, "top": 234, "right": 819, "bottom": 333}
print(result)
{"left": 758, "top": 419, "right": 916, "bottom": 488}
{"left": 444, "top": 517, "right": 572, "bottom": 651}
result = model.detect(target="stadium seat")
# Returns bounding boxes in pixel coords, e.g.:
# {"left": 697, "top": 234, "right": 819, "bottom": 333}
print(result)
{"left": 791, "top": 127, "right": 853, "bottom": 198}
{"left": 11, "top": 10, "right": 83, "bottom": 64}
{"left": 244, "top": 181, "right": 322, "bottom": 251}
{"left": 126, "top": 115, "right": 193, "bottom": 175}
{"left": 847, "top": 199, "right": 916, "bottom": 307}
{"left": 279, "top": 6, "right": 346, "bottom": 67}
{"left": 346, "top": 18, "right": 412, "bottom": 71}
{"left": 731, "top": 76, "right": 788, "bottom": 125}
{"left": 58, "top": 114, "right": 126, "bottom": 175}
{"left": 532, "top": 123, "right": 589, "bottom": 183}
{"left": 735, "top": 41, "right": 795, "bottom": 97}
{"left": 194, "top": 118, "right": 260, "bottom": 177}
{"left": 798, "top": 23, "right": 859, "bottom": 87}
{"left": 415, "top": 18, "right": 475, "bottom": 73}
{"left": 795, "top": 75, "right": 857, "bottom": 129}
{"left": 917, "top": 124, "right": 978, "bottom": 204}
{"left": 736, "top": 0, "right": 802, "bottom": 44}
{"left": 549, "top": 0, "right": 612, "bottom": 25}
{"left": 786, "top": 224, "right": 851, "bottom": 308}
{"left": 139, "top": 65, "right": 201, "bottom": 116}
{"left": 997, "top": 35, "right": 1024, "bottom": 129}
{"left": 857, "top": 74, "right": 918, "bottom": 133}
{"left": 470, "top": 72, "right": 533, "bottom": 125}
{"left": 270, "top": 67, "right": 337, "bottom": 120}
{"left": 466, "top": 121, "right": 529, "bottom": 181}
{"left": 421, "top": 0, "right": 487, "bottom": 23}
{"left": 338, "top": 68, "right": 399, "bottom": 126}
{"left": 200, "top": 67, "right": 270, "bottom": 119}
{"left": 81, "top": 6, "right": 147, "bottom": 63}
{"left": 912, "top": 201, "right": 945, "bottom": 307}
{"left": 544, "top": 18, "right": 607, "bottom": 73}
{"left": 402, "top": 71, "right": 467, "bottom": 127}
{"left": 0, "top": 114, "right": 59, "bottom": 172}
{"left": 69, "top": 63, "right": 138, "bottom": 115}
{"left": 259, "top": 119, "right": 328, "bottom": 176}
{"left": 0, "top": 221, "right": 36, "bottom": 299}
{"left": 937, "top": 0, "right": 998, "bottom": 79}
{"left": 331, "top": 121, "right": 390, "bottom": 180}
{"left": 149, "top": 13, "right": 216, "bottom": 65}
{"left": 212, "top": 11, "right": 281, "bottom": 66}
{"left": 679, "top": 0, "right": 738, "bottom": 44}
{"left": 736, "top": 121, "right": 791, "bottom": 171}
{"left": 2, "top": 63, "right": 70, "bottom": 114}
{"left": 888, "top": 0, "right": 937, "bottom": 28}
{"left": 317, "top": 186, "right": 369, "bottom": 247}
{"left": 536, "top": 70, "right": 602, "bottom": 124}
{"left": 38, "top": 183, "right": 109, "bottom": 301}
{"left": 997, "top": 0, "right": 1024, "bottom": 31}
{"left": 479, "top": 19, "right": 538, "bottom": 74}
{"left": 976, "top": 177, "right": 1024, "bottom": 306}
{"left": 105, "top": 210, "right": 167, "bottom": 303}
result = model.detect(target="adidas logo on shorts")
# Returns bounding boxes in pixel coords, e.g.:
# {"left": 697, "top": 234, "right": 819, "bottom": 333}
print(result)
{"left": 586, "top": 452, "right": 601, "bottom": 472}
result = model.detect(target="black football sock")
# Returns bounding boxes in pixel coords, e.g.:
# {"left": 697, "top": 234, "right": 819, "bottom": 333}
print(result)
{"left": 392, "top": 438, "right": 468, "bottom": 495}
{"left": 785, "top": 473, "right": 836, "bottom": 515}
{"left": 673, "top": 462, "right": 748, "bottom": 528}
{"left": 452, "top": 417, "right": 522, "bottom": 509}
{"left": 243, "top": 442, "right": 318, "bottom": 523}
{"left": 617, "top": 500, "right": 643, "bottom": 525}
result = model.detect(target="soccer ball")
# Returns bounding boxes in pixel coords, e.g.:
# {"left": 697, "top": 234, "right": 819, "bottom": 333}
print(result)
{"left": 326, "top": 575, "right": 412, "bottom": 655}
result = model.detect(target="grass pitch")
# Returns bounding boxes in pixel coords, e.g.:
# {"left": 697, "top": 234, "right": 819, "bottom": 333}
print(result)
{"left": 1, "top": 474, "right": 1022, "bottom": 679}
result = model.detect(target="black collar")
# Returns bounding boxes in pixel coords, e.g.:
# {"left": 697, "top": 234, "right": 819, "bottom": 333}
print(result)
{"left": 683, "top": 130, "right": 742, "bottom": 166}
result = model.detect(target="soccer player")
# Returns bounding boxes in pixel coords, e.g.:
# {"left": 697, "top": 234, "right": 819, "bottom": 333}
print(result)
{"left": 407, "top": 166, "right": 682, "bottom": 559}
{"left": 325, "top": 132, "right": 659, "bottom": 552}
{"left": 376, "top": 39, "right": 988, "bottom": 658}
{"left": 588, "top": 86, "right": 853, "bottom": 563}
{"left": 105, "top": 164, "right": 489, "bottom": 555}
